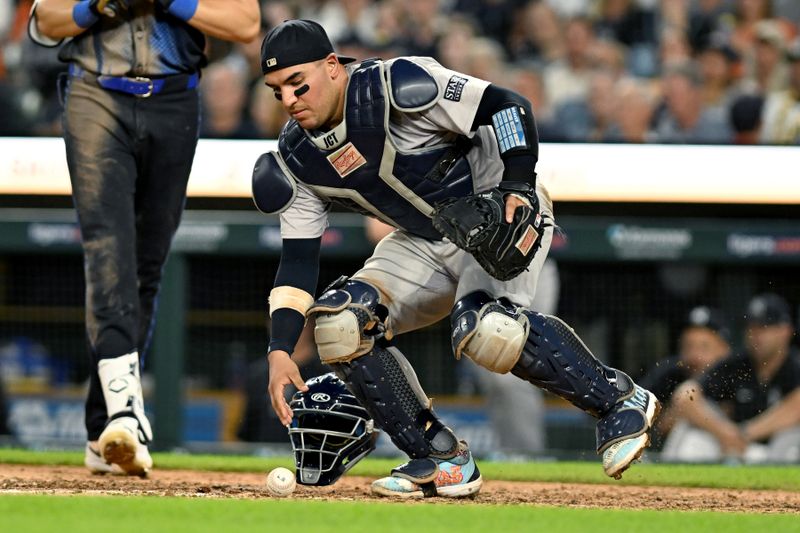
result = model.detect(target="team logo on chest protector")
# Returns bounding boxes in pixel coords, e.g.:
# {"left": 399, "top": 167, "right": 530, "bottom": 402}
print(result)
{"left": 327, "top": 142, "right": 367, "bottom": 178}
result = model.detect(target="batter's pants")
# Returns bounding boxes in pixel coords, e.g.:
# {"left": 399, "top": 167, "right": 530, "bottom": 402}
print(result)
{"left": 62, "top": 75, "right": 199, "bottom": 440}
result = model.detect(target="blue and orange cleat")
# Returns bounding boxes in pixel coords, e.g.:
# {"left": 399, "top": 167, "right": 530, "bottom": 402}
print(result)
{"left": 371, "top": 441, "right": 482, "bottom": 498}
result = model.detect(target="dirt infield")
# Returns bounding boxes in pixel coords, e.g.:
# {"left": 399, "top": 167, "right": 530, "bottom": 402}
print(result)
{"left": 1, "top": 464, "right": 799, "bottom": 513}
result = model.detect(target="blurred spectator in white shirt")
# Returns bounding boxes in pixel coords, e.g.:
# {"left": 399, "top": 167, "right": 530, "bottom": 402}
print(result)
{"left": 759, "top": 38, "right": 800, "bottom": 143}
{"left": 544, "top": 16, "right": 595, "bottom": 108}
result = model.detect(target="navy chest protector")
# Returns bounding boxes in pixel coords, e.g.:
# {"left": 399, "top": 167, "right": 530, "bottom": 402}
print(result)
{"left": 276, "top": 59, "right": 475, "bottom": 240}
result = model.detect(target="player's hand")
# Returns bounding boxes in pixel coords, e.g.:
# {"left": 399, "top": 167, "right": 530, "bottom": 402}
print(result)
{"left": 503, "top": 193, "right": 531, "bottom": 223}
{"left": 718, "top": 423, "right": 748, "bottom": 456}
{"left": 88, "top": 0, "right": 130, "bottom": 18}
{"left": 267, "top": 350, "right": 308, "bottom": 426}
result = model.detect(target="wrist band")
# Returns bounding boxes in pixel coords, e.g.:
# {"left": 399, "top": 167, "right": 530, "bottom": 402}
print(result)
{"left": 168, "top": 0, "right": 199, "bottom": 22}
{"left": 269, "top": 286, "right": 315, "bottom": 317}
{"left": 73, "top": 1, "right": 99, "bottom": 28}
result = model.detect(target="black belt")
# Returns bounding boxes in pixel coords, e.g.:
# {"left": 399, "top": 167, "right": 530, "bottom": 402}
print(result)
{"left": 68, "top": 65, "right": 199, "bottom": 98}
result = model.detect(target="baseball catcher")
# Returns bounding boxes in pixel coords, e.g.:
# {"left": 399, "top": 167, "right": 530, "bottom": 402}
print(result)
{"left": 253, "top": 20, "right": 661, "bottom": 499}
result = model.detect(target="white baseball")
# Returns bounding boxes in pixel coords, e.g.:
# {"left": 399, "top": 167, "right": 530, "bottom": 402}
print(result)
{"left": 266, "top": 467, "right": 296, "bottom": 497}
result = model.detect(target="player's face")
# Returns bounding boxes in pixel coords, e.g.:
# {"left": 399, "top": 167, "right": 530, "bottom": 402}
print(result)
{"left": 745, "top": 323, "right": 793, "bottom": 362}
{"left": 264, "top": 55, "right": 344, "bottom": 130}
{"left": 678, "top": 327, "right": 729, "bottom": 375}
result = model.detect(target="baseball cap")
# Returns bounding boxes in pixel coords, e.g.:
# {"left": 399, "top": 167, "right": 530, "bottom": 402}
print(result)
{"left": 685, "top": 306, "right": 731, "bottom": 343}
{"left": 261, "top": 20, "right": 357, "bottom": 75}
{"left": 745, "top": 293, "right": 792, "bottom": 326}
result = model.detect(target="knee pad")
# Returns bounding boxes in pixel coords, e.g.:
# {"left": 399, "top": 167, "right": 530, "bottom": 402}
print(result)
{"left": 513, "top": 312, "right": 633, "bottom": 417}
{"left": 308, "top": 277, "right": 389, "bottom": 364}
{"left": 331, "top": 342, "right": 459, "bottom": 460}
{"left": 450, "top": 291, "right": 528, "bottom": 374}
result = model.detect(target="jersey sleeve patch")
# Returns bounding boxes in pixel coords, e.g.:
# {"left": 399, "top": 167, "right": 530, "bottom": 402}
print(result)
{"left": 491, "top": 107, "right": 528, "bottom": 153}
{"left": 444, "top": 75, "right": 468, "bottom": 102}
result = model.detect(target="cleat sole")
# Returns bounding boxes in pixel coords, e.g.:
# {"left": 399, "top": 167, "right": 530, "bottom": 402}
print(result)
{"left": 99, "top": 428, "right": 149, "bottom": 478}
{"left": 371, "top": 476, "right": 483, "bottom": 499}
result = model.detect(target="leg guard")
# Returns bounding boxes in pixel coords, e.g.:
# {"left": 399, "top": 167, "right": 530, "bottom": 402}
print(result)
{"left": 331, "top": 341, "right": 459, "bottom": 460}
{"left": 97, "top": 352, "right": 152, "bottom": 443}
{"left": 453, "top": 292, "right": 660, "bottom": 476}
{"left": 451, "top": 291, "right": 629, "bottom": 413}
{"left": 512, "top": 312, "right": 633, "bottom": 417}
{"left": 309, "top": 277, "right": 459, "bottom": 461}
{"left": 512, "top": 312, "right": 659, "bottom": 462}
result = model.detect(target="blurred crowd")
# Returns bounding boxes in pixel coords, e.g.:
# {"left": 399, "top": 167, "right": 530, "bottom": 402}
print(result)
{"left": 2, "top": 0, "right": 800, "bottom": 144}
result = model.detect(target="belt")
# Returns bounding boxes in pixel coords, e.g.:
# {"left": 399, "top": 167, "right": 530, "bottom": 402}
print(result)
{"left": 68, "top": 64, "right": 199, "bottom": 98}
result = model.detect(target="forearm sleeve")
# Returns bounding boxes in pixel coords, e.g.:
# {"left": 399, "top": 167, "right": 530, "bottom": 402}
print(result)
{"left": 471, "top": 84, "right": 539, "bottom": 186}
{"left": 268, "top": 237, "right": 321, "bottom": 354}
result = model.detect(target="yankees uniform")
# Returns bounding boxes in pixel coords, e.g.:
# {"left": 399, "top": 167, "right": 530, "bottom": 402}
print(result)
{"left": 255, "top": 20, "right": 660, "bottom": 498}
{"left": 276, "top": 55, "right": 554, "bottom": 333}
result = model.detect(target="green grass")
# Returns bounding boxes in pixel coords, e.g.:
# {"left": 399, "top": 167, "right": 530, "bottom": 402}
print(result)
{"left": 2, "top": 447, "right": 800, "bottom": 491}
{"left": 2, "top": 495, "right": 799, "bottom": 533}
{"left": 3, "top": 448, "right": 799, "bottom": 532}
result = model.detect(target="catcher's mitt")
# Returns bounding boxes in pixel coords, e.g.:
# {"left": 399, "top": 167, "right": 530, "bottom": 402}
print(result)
{"left": 432, "top": 183, "right": 544, "bottom": 281}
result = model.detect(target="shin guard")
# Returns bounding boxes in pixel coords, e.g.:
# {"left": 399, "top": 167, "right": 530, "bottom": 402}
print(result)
{"left": 332, "top": 341, "right": 459, "bottom": 460}
{"left": 511, "top": 312, "right": 634, "bottom": 417}
{"left": 511, "top": 312, "right": 658, "bottom": 456}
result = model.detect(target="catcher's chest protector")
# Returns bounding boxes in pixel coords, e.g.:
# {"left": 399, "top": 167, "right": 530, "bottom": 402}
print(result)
{"left": 277, "top": 59, "right": 474, "bottom": 239}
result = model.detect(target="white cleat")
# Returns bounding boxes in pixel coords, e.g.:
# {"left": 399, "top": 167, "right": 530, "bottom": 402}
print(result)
{"left": 84, "top": 443, "right": 123, "bottom": 475}
{"left": 98, "top": 417, "right": 153, "bottom": 477}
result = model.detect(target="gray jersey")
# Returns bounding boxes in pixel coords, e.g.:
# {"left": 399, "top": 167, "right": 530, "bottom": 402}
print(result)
{"left": 280, "top": 57, "right": 502, "bottom": 239}
{"left": 30, "top": 1, "right": 205, "bottom": 76}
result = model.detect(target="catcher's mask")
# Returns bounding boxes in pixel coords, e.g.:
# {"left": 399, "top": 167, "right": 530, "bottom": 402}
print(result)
{"left": 289, "top": 373, "right": 377, "bottom": 486}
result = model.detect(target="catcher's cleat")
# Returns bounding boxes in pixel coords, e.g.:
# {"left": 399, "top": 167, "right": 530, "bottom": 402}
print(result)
{"left": 371, "top": 441, "right": 482, "bottom": 499}
{"left": 84, "top": 442, "right": 123, "bottom": 475}
{"left": 600, "top": 385, "right": 661, "bottom": 480}
{"left": 98, "top": 416, "right": 153, "bottom": 477}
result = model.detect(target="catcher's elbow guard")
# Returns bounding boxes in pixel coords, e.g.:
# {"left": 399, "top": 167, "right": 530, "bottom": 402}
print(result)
{"left": 450, "top": 291, "right": 528, "bottom": 373}
{"left": 252, "top": 152, "right": 296, "bottom": 214}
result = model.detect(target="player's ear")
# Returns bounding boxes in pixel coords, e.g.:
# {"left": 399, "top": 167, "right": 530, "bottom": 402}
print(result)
{"left": 326, "top": 53, "right": 340, "bottom": 79}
